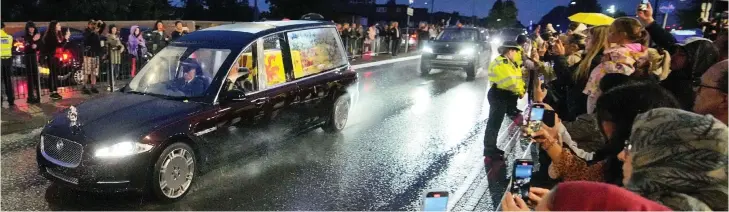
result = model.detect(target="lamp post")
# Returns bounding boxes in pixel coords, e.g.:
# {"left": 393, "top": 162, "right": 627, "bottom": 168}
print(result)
{"left": 606, "top": 5, "right": 616, "bottom": 17}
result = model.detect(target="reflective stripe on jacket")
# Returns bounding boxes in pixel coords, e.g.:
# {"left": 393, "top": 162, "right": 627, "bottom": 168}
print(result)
{"left": 488, "top": 55, "right": 525, "bottom": 96}
{"left": 0, "top": 30, "right": 12, "bottom": 58}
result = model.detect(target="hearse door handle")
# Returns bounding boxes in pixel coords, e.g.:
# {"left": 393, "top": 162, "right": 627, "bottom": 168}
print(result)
{"left": 252, "top": 98, "right": 266, "bottom": 106}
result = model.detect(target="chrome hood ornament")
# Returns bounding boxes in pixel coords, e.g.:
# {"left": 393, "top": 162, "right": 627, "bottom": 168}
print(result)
{"left": 67, "top": 106, "right": 78, "bottom": 127}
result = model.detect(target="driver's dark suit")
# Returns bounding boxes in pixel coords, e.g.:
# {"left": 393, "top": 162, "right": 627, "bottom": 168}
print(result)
{"left": 170, "top": 77, "right": 206, "bottom": 96}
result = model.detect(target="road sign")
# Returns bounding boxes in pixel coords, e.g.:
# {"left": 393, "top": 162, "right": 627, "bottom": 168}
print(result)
{"left": 659, "top": 3, "right": 675, "bottom": 14}
{"left": 407, "top": 8, "right": 414, "bottom": 16}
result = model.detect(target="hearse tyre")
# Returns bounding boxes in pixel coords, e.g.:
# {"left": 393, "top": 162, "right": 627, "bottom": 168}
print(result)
{"left": 323, "top": 93, "right": 351, "bottom": 133}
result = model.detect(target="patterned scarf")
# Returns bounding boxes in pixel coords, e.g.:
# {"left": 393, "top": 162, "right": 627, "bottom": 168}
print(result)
{"left": 626, "top": 108, "right": 728, "bottom": 211}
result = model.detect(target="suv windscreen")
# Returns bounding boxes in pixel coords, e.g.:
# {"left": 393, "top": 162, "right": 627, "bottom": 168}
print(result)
{"left": 127, "top": 46, "right": 232, "bottom": 98}
{"left": 436, "top": 29, "right": 478, "bottom": 42}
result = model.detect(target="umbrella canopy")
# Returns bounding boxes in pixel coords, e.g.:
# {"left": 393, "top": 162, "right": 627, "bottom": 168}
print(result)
{"left": 568, "top": 13, "right": 615, "bottom": 26}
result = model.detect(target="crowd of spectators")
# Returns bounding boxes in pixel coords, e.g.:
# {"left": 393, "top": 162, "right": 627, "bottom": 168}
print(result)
{"left": 334, "top": 20, "right": 446, "bottom": 58}
{"left": 496, "top": 2, "right": 728, "bottom": 211}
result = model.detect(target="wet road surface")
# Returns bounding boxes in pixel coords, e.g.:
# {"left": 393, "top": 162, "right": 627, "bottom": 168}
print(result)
{"left": 2, "top": 58, "right": 526, "bottom": 210}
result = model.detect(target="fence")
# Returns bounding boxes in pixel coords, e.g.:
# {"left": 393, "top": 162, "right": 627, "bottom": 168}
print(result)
{"left": 342, "top": 35, "right": 420, "bottom": 59}
{"left": 4, "top": 43, "right": 150, "bottom": 101}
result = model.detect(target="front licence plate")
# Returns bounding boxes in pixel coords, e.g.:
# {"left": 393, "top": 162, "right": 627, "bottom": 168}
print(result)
{"left": 436, "top": 55, "right": 453, "bottom": 60}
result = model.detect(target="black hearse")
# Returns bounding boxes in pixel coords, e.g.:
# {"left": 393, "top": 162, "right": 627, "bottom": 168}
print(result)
{"left": 37, "top": 20, "right": 358, "bottom": 201}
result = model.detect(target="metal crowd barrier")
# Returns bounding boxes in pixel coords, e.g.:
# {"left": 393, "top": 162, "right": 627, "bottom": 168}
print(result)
{"left": 343, "top": 36, "right": 417, "bottom": 59}
{"left": 5, "top": 47, "right": 147, "bottom": 101}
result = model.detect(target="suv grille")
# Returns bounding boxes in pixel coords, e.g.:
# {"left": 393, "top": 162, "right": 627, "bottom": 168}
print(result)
{"left": 41, "top": 135, "right": 84, "bottom": 168}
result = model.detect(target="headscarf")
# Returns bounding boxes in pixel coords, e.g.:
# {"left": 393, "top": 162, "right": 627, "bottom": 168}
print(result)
{"left": 549, "top": 181, "right": 671, "bottom": 211}
{"left": 626, "top": 108, "right": 728, "bottom": 211}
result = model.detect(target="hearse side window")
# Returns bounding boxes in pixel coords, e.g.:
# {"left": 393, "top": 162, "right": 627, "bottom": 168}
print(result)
{"left": 261, "top": 33, "right": 288, "bottom": 87}
{"left": 286, "top": 27, "right": 347, "bottom": 79}
{"left": 226, "top": 44, "right": 258, "bottom": 94}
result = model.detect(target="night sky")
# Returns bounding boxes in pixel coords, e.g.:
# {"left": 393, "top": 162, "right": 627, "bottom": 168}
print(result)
{"left": 175, "top": 0, "right": 691, "bottom": 25}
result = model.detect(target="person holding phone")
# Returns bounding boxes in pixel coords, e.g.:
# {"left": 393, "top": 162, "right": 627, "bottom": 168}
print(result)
{"left": 483, "top": 41, "right": 526, "bottom": 167}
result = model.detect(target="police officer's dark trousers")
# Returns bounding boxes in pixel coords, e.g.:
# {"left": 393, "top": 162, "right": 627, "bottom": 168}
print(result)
{"left": 483, "top": 85, "right": 518, "bottom": 156}
{"left": 1, "top": 58, "right": 14, "bottom": 105}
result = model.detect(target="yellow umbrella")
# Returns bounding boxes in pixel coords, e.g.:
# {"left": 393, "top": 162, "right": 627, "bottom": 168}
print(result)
{"left": 568, "top": 13, "right": 615, "bottom": 26}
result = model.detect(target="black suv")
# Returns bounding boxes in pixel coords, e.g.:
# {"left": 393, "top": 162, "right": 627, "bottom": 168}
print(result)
{"left": 420, "top": 27, "right": 491, "bottom": 80}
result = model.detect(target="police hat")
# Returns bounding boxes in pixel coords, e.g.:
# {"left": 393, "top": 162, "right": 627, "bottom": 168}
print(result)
{"left": 498, "top": 41, "right": 520, "bottom": 53}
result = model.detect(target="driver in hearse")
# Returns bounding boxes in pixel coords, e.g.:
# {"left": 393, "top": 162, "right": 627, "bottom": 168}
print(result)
{"left": 167, "top": 59, "right": 207, "bottom": 96}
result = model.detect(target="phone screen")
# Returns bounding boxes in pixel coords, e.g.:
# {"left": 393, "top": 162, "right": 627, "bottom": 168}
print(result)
{"left": 510, "top": 160, "right": 534, "bottom": 202}
{"left": 538, "top": 75, "right": 545, "bottom": 83}
{"left": 530, "top": 107, "right": 544, "bottom": 121}
{"left": 642, "top": 0, "right": 649, "bottom": 4}
{"left": 423, "top": 192, "right": 449, "bottom": 212}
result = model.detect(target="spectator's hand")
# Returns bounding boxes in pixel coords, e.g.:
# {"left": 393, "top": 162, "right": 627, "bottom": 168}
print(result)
{"left": 538, "top": 43, "right": 548, "bottom": 57}
{"left": 33, "top": 34, "right": 40, "bottom": 41}
{"left": 530, "top": 122, "right": 560, "bottom": 150}
{"left": 31, "top": 44, "right": 37, "bottom": 49}
{"left": 637, "top": 2, "right": 655, "bottom": 25}
{"left": 65, "top": 30, "right": 71, "bottom": 40}
{"left": 528, "top": 187, "right": 550, "bottom": 204}
{"left": 502, "top": 192, "right": 530, "bottom": 211}
{"left": 533, "top": 79, "right": 547, "bottom": 103}
{"left": 552, "top": 39, "right": 566, "bottom": 56}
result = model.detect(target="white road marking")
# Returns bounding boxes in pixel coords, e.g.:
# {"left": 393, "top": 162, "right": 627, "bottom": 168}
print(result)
{"left": 351, "top": 55, "right": 421, "bottom": 70}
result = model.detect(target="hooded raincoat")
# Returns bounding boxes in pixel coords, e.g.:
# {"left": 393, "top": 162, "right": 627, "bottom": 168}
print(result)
{"left": 127, "top": 25, "right": 147, "bottom": 58}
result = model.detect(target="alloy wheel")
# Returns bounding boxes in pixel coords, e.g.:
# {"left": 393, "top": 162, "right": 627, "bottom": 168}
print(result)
{"left": 333, "top": 97, "right": 350, "bottom": 130}
{"left": 158, "top": 148, "right": 195, "bottom": 199}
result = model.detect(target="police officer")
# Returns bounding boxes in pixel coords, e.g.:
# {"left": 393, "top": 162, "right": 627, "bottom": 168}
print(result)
{"left": 484, "top": 41, "right": 525, "bottom": 164}
{"left": 1, "top": 22, "right": 15, "bottom": 106}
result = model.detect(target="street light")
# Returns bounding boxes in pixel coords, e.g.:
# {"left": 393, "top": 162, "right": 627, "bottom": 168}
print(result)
{"left": 607, "top": 5, "right": 616, "bottom": 14}
{"left": 570, "top": 1, "right": 576, "bottom": 5}
{"left": 497, "top": 18, "right": 502, "bottom": 21}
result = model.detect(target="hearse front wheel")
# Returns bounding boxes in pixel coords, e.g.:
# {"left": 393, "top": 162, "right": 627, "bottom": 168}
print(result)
{"left": 151, "top": 142, "right": 196, "bottom": 202}
{"left": 323, "top": 94, "right": 350, "bottom": 133}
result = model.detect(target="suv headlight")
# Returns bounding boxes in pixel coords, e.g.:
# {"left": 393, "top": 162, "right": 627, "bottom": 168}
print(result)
{"left": 459, "top": 48, "right": 475, "bottom": 55}
{"left": 490, "top": 37, "right": 502, "bottom": 45}
{"left": 95, "top": 141, "right": 153, "bottom": 158}
{"left": 423, "top": 46, "right": 434, "bottom": 53}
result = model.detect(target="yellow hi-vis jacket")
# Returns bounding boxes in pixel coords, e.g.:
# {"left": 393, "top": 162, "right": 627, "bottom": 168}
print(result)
{"left": 488, "top": 55, "right": 525, "bottom": 96}
{"left": 0, "top": 29, "right": 12, "bottom": 59}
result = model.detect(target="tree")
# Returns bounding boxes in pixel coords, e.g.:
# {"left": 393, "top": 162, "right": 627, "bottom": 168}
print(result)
{"left": 266, "top": 0, "right": 347, "bottom": 20}
{"left": 484, "top": 0, "right": 518, "bottom": 29}
{"left": 612, "top": 9, "right": 629, "bottom": 18}
{"left": 538, "top": 6, "right": 569, "bottom": 32}
{"left": 182, "top": 0, "right": 207, "bottom": 20}
{"left": 205, "top": 0, "right": 254, "bottom": 21}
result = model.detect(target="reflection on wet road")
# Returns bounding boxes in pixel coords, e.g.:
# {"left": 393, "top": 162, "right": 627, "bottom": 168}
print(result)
{"left": 2, "top": 58, "right": 517, "bottom": 210}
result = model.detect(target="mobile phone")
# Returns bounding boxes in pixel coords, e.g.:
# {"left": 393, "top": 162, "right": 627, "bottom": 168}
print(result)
{"left": 639, "top": 0, "right": 649, "bottom": 11}
{"left": 538, "top": 75, "right": 545, "bottom": 84}
{"left": 527, "top": 105, "right": 545, "bottom": 134}
{"left": 542, "top": 109, "right": 556, "bottom": 127}
{"left": 529, "top": 106, "right": 545, "bottom": 122}
{"left": 510, "top": 159, "right": 534, "bottom": 202}
{"left": 422, "top": 190, "right": 449, "bottom": 212}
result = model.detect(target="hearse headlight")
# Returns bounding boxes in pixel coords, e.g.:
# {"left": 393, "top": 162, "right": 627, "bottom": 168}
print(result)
{"left": 459, "top": 47, "right": 475, "bottom": 55}
{"left": 95, "top": 141, "right": 153, "bottom": 158}
{"left": 423, "top": 46, "right": 434, "bottom": 54}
